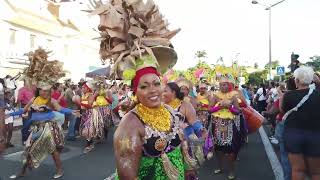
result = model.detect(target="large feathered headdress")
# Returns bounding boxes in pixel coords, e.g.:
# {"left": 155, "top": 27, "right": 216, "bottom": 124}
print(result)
{"left": 215, "top": 63, "right": 240, "bottom": 84}
{"left": 23, "top": 47, "right": 66, "bottom": 90}
{"left": 91, "top": 0, "right": 180, "bottom": 82}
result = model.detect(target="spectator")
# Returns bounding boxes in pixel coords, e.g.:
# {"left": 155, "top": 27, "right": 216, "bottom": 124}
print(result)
{"left": 281, "top": 66, "right": 320, "bottom": 180}
{"left": 17, "top": 79, "right": 35, "bottom": 108}
{"left": 52, "top": 83, "right": 67, "bottom": 108}
{"left": 51, "top": 83, "right": 67, "bottom": 127}
{"left": 64, "top": 82, "right": 79, "bottom": 141}
{"left": 241, "top": 85, "right": 251, "bottom": 105}
{"left": 4, "top": 75, "right": 17, "bottom": 91}
{"left": 268, "top": 81, "right": 279, "bottom": 102}
{"left": 255, "top": 83, "right": 267, "bottom": 113}
{"left": 4, "top": 91, "right": 15, "bottom": 148}
{"left": 0, "top": 78, "right": 6, "bottom": 154}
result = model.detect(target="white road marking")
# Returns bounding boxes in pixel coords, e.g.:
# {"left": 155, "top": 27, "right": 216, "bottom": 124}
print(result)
{"left": 3, "top": 145, "right": 82, "bottom": 165}
{"left": 259, "top": 126, "right": 284, "bottom": 180}
{"left": 104, "top": 172, "right": 116, "bottom": 180}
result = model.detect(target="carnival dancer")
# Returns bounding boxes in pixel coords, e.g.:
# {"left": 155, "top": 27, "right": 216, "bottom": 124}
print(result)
{"left": 177, "top": 79, "right": 198, "bottom": 109}
{"left": 76, "top": 81, "right": 105, "bottom": 153}
{"left": 92, "top": 0, "right": 189, "bottom": 178}
{"left": 197, "top": 83, "right": 211, "bottom": 128}
{"left": 209, "top": 67, "right": 245, "bottom": 180}
{"left": 163, "top": 82, "right": 208, "bottom": 179}
{"left": 7, "top": 48, "right": 77, "bottom": 179}
{"left": 92, "top": 82, "right": 114, "bottom": 139}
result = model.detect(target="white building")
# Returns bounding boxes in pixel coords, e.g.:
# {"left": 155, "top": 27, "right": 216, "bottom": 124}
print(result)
{"left": 0, "top": 0, "right": 103, "bottom": 82}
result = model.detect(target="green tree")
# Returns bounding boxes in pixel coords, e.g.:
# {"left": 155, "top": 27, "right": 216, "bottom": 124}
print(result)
{"left": 248, "top": 70, "right": 268, "bottom": 86}
{"left": 240, "top": 66, "right": 249, "bottom": 83}
{"left": 264, "top": 60, "right": 280, "bottom": 70}
{"left": 195, "top": 50, "right": 207, "bottom": 63}
{"left": 306, "top": 55, "right": 320, "bottom": 71}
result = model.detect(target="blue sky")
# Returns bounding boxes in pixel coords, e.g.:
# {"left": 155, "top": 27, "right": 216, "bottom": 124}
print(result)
{"left": 154, "top": 0, "right": 320, "bottom": 70}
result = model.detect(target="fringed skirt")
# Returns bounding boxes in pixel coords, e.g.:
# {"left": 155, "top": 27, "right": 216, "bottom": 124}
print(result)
{"left": 115, "top": 148, "right": 185, "bottom": 180}
{"left": 212, "top": 114, "right": 247, "bottom": 155}
{"left": 23, "top": 121, "right": 64, "bottom": 168}
{"left": 197, "top": 110, "right": 210, "bottom": 129}
{"left": 80, "top": 109, "right": 105, "bottom": 141}
{"left": 95, "top": 106, "right": 113, "bottom": 129}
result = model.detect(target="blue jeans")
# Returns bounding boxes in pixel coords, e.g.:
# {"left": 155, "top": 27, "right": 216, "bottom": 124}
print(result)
{"left": 275, "top": 122, "right": 292, "bottom": 180}
{"left": 21, "top": 118, "right": 30, "bottom": 142}
{"left": 65, "top": 113, "right": 76, "bottom": 138}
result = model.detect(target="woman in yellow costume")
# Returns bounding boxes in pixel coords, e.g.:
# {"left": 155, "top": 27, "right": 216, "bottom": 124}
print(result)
{"left": 197, "top": 83, "right": 211, "bottom": 128}
{"left": 177, "top": 79, "right": 198, "bottom": 109}
{"left": 8, "top": 48, "right": 78, "bottom": 179}
{"left": 163, "top": 82, "right": 208, "bottom": 179}
{"left": 209, "top": 67, "right": 245, "bottom": 180}
{"left": 74, "top": 81, "right": 105, "bottom": 154}
{"left": 92, "top": 82, "right": 114, "bottom": 139}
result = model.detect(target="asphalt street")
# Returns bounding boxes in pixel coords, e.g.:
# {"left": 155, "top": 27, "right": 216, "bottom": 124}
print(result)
{"left": 0, "top": 128, "right": 275, "bottom": 180}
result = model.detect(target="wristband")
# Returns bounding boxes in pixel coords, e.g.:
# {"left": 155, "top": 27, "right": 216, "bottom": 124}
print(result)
{"left": 229, "top": 106, "right": 240, "bottom": 115}
{"left": 209, "top": 106, "right": 221, "bottom": 113}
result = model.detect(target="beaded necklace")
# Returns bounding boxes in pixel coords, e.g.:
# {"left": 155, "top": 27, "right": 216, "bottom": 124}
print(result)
{"left": 167, "top": 98, "right": 182, "bottom": 110}
{"left": 136, "top": 103, "right": 171, "bottom": 132}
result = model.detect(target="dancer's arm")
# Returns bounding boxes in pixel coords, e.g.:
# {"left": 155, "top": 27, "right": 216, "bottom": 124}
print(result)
{"left": 114, "top": 112, "right": 144, "bottom": 179}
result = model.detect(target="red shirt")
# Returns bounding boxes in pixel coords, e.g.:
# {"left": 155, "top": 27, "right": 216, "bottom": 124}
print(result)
{"left": 52, "top": 90, "right": 67, "bottom": 108}
{"left": 274, "top": 99, "right": 284, "bottom": 122}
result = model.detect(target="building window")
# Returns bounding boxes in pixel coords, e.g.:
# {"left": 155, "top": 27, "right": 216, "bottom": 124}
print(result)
{"left": 9, "top": 29, "right": 17, "bottom": 45}
{"left": 30, "top": 34, "right": 36, "bottom": 48}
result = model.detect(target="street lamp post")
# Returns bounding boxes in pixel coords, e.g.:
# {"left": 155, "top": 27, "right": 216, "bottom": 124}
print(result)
{"left": 252, "top": 0, "right": 286, "bottom": 82}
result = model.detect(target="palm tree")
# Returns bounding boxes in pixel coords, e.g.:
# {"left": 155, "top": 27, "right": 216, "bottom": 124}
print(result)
{"left": 195, "top": 50, "right": 207, "bottom": 63}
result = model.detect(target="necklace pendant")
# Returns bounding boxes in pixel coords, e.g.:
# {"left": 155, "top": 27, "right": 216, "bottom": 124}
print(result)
{"left": 155, "top": 138, "right": 168, "bottom": 152}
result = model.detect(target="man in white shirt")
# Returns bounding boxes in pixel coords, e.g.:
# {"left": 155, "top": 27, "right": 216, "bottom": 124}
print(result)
{"left": 255, "top": 84, "right": 268, "bottom": 113}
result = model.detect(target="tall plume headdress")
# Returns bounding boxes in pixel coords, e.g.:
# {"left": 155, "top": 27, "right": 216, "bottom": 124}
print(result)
{"left": 91, "top": 0, "right": 180, "bottom": 83}
{"left": 23, "top": 47, "right": 66, "bottom": 90}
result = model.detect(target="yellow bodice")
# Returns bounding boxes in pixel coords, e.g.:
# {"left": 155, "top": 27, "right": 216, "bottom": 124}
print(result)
{"left": 212, "top": 91, "right": 238, "bottom": 120}
{"left": 93, "top": 95, "right": 109, "bottom": 107}
{"left": 197, "top": 94, "right": 209, "bottom": 105}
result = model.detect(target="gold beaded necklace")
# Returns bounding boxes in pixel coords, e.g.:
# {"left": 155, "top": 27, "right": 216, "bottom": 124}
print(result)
{"left": 167, "top": 98, "right": 182, "bottom": 110}
{"left": 136, "top": 104, "right": 171, "bottom": 132}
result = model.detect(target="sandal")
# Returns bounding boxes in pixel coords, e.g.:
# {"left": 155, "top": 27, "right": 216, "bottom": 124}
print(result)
{"left": 83, "top": 145, "right": 94, "bottom": 154}
{"left": 53, "top": 170, "right": 64, "bottom": 179}
{"left": 227, "top": 175, "right": 236, "bottom": 180}
{"left": 9, "top": 173, "right": 25, "bottom": 179}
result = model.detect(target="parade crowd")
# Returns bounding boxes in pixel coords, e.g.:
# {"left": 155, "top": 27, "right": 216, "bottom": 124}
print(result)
{"left": 1, "top": 64, "right": 320, "bottom": 180}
